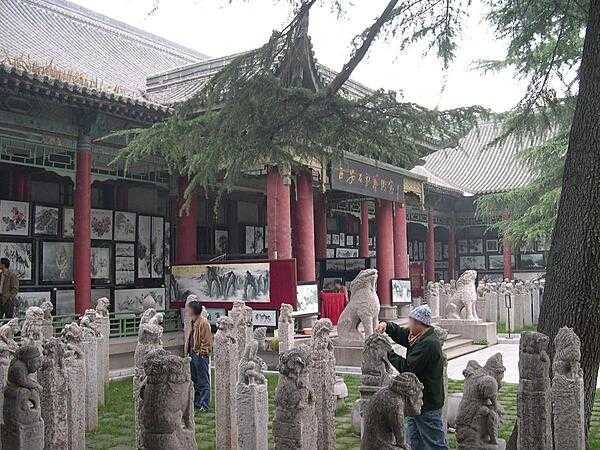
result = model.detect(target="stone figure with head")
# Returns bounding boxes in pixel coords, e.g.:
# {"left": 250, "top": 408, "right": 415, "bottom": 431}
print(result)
{"left": 361, "top": 332, "right": 393, "bottom": 387}
{"left": 80, "top": 308, "right": 101, "bottom": 337}
{"left": 21, "top": 306, "right": 45, "bottom": 343}
{"left": 95, "top": 297, "right": 110, "bottom": 318}
{"left": 445, "top": 270, "right": 479, "bottom": 320}
{"left": 553, "top": 326, "right": 582, "bottom": 378}
{"left": 279, "top": 303, "right": 294, "bottom": 323}
{"left": 62, "top": 322, "right": 84, "bottom": 359}
{"left": 361, "top": 372, "right": 424, "bottom": 450}
{"left": 0, "top": 317, "right": 20, "bottom": 355}
{"left": 238, "top": 327, "right": 268, "bottom": 385}
{"left": 8, "top": 342, "right": 43, "bottom": 391}
{"left": 337, "top": 269, "right": 380, "bottom": 344}
{"left": 40, "top": 300, "right": 54, "bottom": 320}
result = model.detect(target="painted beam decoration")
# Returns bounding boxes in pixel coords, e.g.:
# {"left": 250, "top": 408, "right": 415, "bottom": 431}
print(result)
{"left": 171, "top": 262, "right": 270, "bottom": 303}
{"left": 330, "top": 156, "right": 404, "bottom": 202}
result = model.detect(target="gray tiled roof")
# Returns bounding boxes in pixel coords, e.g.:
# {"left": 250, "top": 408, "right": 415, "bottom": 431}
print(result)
{"left": 411, "top": 122, "right": 549, "bottom": 195}
{"left": 0, "top": 0, "right": 208, "bottom": 98}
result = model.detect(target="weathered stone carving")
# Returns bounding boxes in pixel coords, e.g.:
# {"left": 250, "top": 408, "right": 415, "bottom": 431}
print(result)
{"left": 517, "top": 331, "right": 553, "bottom": 450}
{"left": 308, "top": 319, "right": 336, "bottom": 450}
{"left": 214, "top": 316, "right": 238, "bottom": 450}
{"left": 455, "top": 353, "right": 505, "bottom": 449}
{"left": 139, "top": 348, "right": 197, "bottom": 450}
{"left": 552, "top": 327, "right": 585, "bottom": 450}
{"left": 39, "top": 337, "right": 69, "bottom": 449}
{"left": 22, "top": 306, "right": 45, "bottom": 351}
{"left": 62, "top": 322, "right": 86, "bottom": 450}
{"left": 40, "top": 300, "right": 54, "bottom": 339}
{"left": 82, "top": 308, "right": 107, "bottom": 407}
{"left": 424, "top": 281, "right": 440, "bottom": 318}
{"left": 360, "top": 333, "right": 393, "bottom": 387}
{"left": 446, "top": 270, "right": 479, "bottom": 321}
{"left": 0, "top": 318, "right": 19, "bottom": 381}
{"left": 80, "top": 321, "right": 98, "bottom": 432}
{"left": 230, "top": 301, "right": 253, "bottom": 361}
{"left": 361, "top": 372, "right": 424, "bottom": 450}
{"left": 2, "top": 343, "right": 44, "bottom": 450}
{"left": 337, "top": 269, "right": 380, "bottom": 345}
{"left": 134, "top": 308, "right": 164, "bottom": 449}
{"left": 95, "top": 297, "right": 111, "bottom": 387}
{"left": 236, "top": 326, "right": 268, "bottom": 450}
{"left": 278, "top": 303, "right": 295, "bottom": 354}
{"left": 273, "top": 347, "right": 317, "bottom": 450}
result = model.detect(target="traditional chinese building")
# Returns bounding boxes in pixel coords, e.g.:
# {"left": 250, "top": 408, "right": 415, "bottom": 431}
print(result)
{"left": 0, "top": 0, "right": 546, "bottom": 319}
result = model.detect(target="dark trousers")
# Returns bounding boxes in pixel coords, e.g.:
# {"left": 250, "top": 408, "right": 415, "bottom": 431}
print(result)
{"left": 0, "top": 300, "right": 14, "bottom": 319}
{"left": 189, "top": 352, "right": 210, "bottom": 409}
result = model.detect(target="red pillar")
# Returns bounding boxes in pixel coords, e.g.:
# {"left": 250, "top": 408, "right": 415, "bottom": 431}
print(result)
{"left": 376, "top": 200, "right": 394, "bottom": 310}
{"left": 74, "top": 134, "right": 92, "bottom": 315}
{"left": 116, "top": 185, "right": 128, "bottom": 210}
{"left": 175, "top": 177, "right": 198, "bottom": 264}
{"left": 295, "top": 170, "right": 316, "bottom": 282}
{"left": 313, "top": 192, "right": 327, "bottom": 259}
{"left": 393, "top": 203, "right": 409, "bottom": 278}
{"left": 359, "top": 201, "right": 370, "bottom": 258}
{"left": 266, "top": 166, "right": 292, "bottom": 260}
{"left": 425, "top": 211, "right": 435, "bottom": 282}
{"left": 502, "top": 212, "right": 513, "bottom": 280}
{"left": 13, "top": 172, "right": 28, "bottom": 201}
{"left": 448, "top": 226, "right": 456, "bottom": 280}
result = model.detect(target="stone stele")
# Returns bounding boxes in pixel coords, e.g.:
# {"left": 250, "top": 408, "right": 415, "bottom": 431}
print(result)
{"left": 2, "top": 342, "right": 45, "bottom": 450}
{"left": 455, "top": 353, "right": 505, "bottom": 450}
{"left": 40, "top": 300, "right": 54, "bottom": 340}
{"left": 133, "top": 309, "right": 164, "bottom": 450}
{"left": 277, "top": 303, "right": 295, "bottom": 354}
{"left": 80, "top": 325, "right": 98, "bottom": 432}
{"left": 517, "top": 331, "right": 553, "bottom": 450}
{"left": 81, "top": 308, "right": 105, "bottom": 407}
{"left": 39, "top": 337, "right": 69, "bottom": 449}
{"left": 336, "top": 269, "right": 380, "bottom": 346}
{"left": 61, "top": 322, "right": 86, "bottom": 450}
{"left": 21, "top": 307, "right": 45, "bottom": 353}
{"left": 445, "top": 270, "right": 479, "bottom": 321}
{"left": 308, "top": 319, "right": 336, "bottom": 450}
{"left": 236, "top": 327, "right": 268, "bottom": 450}
{"left": 552, "top": 327, "right": 585, "bottom": 450}
{"left": 0, "top": 318, "right": 19, "bottom": 426}
{"left": 361, "top": 372, "right": 424, "bottom": 450}
{"left": 214, "top": 316, "right": 238, "bottom": 450}
{"left": 139, "top": 348, "right": 197, "bottom": 450}
{"left": 95, "top": 297, "right": 111, "bottom": 386}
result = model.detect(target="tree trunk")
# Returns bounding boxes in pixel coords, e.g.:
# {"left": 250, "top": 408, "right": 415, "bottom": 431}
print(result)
{"left": 508, "top": 2, "right": 600, "bottom": 446}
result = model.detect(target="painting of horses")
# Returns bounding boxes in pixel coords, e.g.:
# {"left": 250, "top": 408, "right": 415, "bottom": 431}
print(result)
{"left": 171, "top": 262, "right": 270, "bottom": 303}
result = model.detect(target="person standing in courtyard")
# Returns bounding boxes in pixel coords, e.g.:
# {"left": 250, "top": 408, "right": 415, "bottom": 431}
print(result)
{"left": 184, "top": 300, "right": 213, "bottom": 411}
{"left": 0, "top": 258, "right": 19, "bottom": 319}
{"left": 376, "top": 304, "right": 448, "bottom": 450}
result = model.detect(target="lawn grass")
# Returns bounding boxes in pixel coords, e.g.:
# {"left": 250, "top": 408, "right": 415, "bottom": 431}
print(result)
{"left": 88, "top": 374, "right": 600, "bottom": 449}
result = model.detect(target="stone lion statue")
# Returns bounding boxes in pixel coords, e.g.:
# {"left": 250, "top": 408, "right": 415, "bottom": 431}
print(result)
{"left": 95, "top": 297, "right": 110, "bottom": 318}
{"left": 361, "top": 333, "right": 394, "bottom": 387}
{"left": 337, "top": 269, "right": 380, "bottom": 344}
{"left": 361, "top": 372, "right": 424, "bottom": 450}
{"left": 445, "top": 270, "right": 479, "bottom": 321}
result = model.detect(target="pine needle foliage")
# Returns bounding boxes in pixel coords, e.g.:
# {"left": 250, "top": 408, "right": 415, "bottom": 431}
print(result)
{"left": 112, "top": 0, "right": 486, "bottom": 207}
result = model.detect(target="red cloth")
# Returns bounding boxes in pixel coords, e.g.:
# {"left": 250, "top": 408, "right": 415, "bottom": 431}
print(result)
{"left": 320, "top": 292, "right": 346, "bottom": 325}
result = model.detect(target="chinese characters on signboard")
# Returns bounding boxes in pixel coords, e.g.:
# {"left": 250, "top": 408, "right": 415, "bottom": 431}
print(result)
{"left": 330, "top": 158, "right": 404, "bottom": 202}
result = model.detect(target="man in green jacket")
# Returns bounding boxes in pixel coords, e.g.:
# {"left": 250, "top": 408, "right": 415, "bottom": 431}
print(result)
{"left": 376, "top": 304, "right": 448, "bottom": 450}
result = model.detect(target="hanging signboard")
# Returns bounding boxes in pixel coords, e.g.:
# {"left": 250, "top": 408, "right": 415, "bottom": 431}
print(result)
{"left": 330, "top": 155, "right": 405, "bottom": 202}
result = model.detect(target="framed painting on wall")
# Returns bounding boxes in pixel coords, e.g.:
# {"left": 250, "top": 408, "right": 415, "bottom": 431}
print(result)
{"left": 62, "top": 208, "right": 74, "bottom": 238}
{"left": 457, "top": 240, "right": 469, "bottom": 255}
{"left": 331, "top": 234, "right": 340, "bottom": 245}
{"left": 295, "top": 282, "right": 319, "bottom": 316}
{"left": 336, "top": 248, "right": 358, "bottom": 258}
{"left": 41, "top": 241, "right": 73, "bottom": 283}
{"left": 214, "top": 229, "right": 229, "bottom": 255}
{"left": 171, "top": 262, "right": 270, "bottom": 303}
{"left": 114, "top": 211, "right": 136, "bottom": 242}
{"left": 114, "top": 287, "right": 166, "bottom": 313}
{"left": 205, "top": 308, "right": 226, "bottom": 325}
{"left": 137, "top": 215, "right": 152, "bottom": 279}
{"left": 252, "top": 309, "right": 277, "bottom": 327}
{"left": 0, "top": 200, "right": 29, "bottom": 236}
{"left": 468, "top": 239, "right": 484, "bottom": 254}
{"left": 33, "top": 205, "right": 59, "bottom": 236}
{"left": 90, "top": 209, "right": 113, "bottom": 240}
{"left": 326, "top": 248, "right": 335, "bottom": 258}
{"left": 164, "top": 221, "right": 171, "bottom": 268}
{"left": 459, "top": 255, "right": 486, "bottom": 271}
{"left": 0, "top": 241, "right": 33, "bottom": 281}
{"left": 14, "top": 290, "right": 52, "bottom": 318}
{"left": 391, "top": 278, "right": 412, "bottom": 304}
{"left": 91, "top": 245, "right": 111, "bottom": 282}
{"left": 486, "top": 239, "right": 499, "bottom": 253}
{"left": 151, "top": 216, "right": 164, "bottom": 278}
{"left": 244, "top": 226, "right": 264, "bottom": 254}
{"left": 321, "top": 277, "right": 338, "bottom": 291}
{"left": 346, "top": 235, "right": 354, "bottom": 246}
{"left": 326, "top": 234, "right": 331, "bottom": 245}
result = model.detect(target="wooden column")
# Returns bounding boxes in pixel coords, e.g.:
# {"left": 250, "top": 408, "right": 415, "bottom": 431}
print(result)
{"left": 175, "top": 177, "right": 198, "bottom": 264}
{"left": 502, "top": 212, "right": 513, "bottom": 280}
{"left": 74, "top": 133, "right": 92, "bottom": 315}
{"left": 359, "top": 201, "right": 370, "bottom": 258}
{"left": 295, "top": 170, "right": 316, "bottom": 282}
{"left": 448, "top": 226, "right": 456, "bottom": 280}
{"left": 266, "top": 166, "right": 292, "bottom": 260}
{"left": 313, "top": 192, "right": 327, "bottom": 259}
{"left": 376, "top": 200, "right": 395, "bottom": 314}
{"left": 12, "top": 171, "right": 29, "bottom": 201}
{"left": 393, "top": 203, "right": 409, "bottom": 278}
{"left": 425, "top": 211, "right": 435, "bottom": 282}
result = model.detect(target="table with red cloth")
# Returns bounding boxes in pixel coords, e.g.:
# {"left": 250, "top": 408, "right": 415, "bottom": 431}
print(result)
{"left": 320, "top": 292, "right": 346, "bottom": 325}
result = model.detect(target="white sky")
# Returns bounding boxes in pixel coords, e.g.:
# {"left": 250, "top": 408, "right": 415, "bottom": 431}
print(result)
{"left": 71, "top": 0, "right": 528, "bottom": 112}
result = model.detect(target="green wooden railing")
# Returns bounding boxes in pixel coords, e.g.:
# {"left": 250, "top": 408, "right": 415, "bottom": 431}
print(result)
{"left": 0, "top": 309, "right": 183, "bottom": 339}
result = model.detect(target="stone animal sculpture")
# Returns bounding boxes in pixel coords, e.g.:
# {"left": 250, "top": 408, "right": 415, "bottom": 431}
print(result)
{"left": 361, "top": 333, "right": 394, "bottom": 387}
{"left": 337, "top": 269, "right": 380, "bottom": 344}
{"left": 62, "top": 322, "right": 84, "bottom": 359}
{"left": 40, "top": 300, "right": 53, "bottom": 320}
{"left": 361, "top": 372, "right": 424, "bottom": 450}
{"left": 273, "top": 347, "right": 317, "bottom": 450}
{"left": 95, "top": 297, "right": 110, "bottom": 318}
{"left": 21, "top": 306, "right": 45, "bottom": 343}
{"left": 0, "top": 318, "right": 20, "bottom": 355}
{"left": 455, "top": 353, "right": 505, "bottom": 449}
{"left": 238, "top": 327, "right": 267, "bottom": 385}
{"left": 80, "top": 309, "right": 101, "bottom": 337}
{"left": 445, "top": 270, "right": 479, "bottom": 320}
{"left": 139, "top": 348, "right": 196, "bottom": 450}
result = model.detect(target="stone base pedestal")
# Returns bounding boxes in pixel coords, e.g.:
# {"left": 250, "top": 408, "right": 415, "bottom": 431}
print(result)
{"left": 333, "top": 344, "right": 363, "bottom": 367}
{"left": 2, "top": 419, "right": 44, "bottom": 450}
{"left": 458, "top": 439, "right": 505, "bottom": 450}
{"left": 236, "top": 383, "right": 268, "bottom": 450}
{"left": 438, "top": 319, "right": 497, "bottom": 345}
{"left": 379, "top": 305, "right": 398, "bottom": 320}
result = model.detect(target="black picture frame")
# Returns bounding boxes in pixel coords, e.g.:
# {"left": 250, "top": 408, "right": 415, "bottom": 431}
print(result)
{"left": 91, "top": 241, "right": 112, "bottom": 285}
{"left": 391, "top": 278, "right": 412, "bottom": 304}
{"left": 33, "top": 203, "right": 60, "bottom": 237}
{"left": 0, "top": 236, "right": 35, "bottom": 285}
{"left": 39, "top": 239, "right": 74, "bottom": 285}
